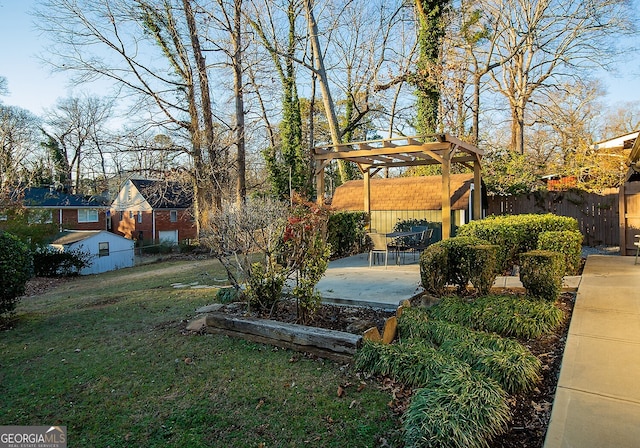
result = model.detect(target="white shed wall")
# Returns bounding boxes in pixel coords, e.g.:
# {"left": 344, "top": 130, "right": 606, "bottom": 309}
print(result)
{"left": 61, "top": 232, "right": 135, "bottom": 275}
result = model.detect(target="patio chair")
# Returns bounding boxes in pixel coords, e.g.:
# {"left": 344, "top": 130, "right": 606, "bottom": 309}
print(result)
{"left": 635, "top": 235, "right": 640, "bottom": 265}
{"left": 411, "top": 228, "right": 434, "bottom": 259}
{"left": 367, "top": 232, "right": 389, "bottom": 267}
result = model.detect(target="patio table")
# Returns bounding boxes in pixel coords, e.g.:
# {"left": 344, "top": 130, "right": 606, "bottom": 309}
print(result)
{"left": 385, "top": 231, "right": 423, "bottom": 264}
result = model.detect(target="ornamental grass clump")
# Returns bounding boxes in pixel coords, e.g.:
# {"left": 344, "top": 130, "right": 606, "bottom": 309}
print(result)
{"left": 403, "top": 368, "right": 511, "bottom": 448}
{"left": 398, "top": 308, "right": 541, "bottom": 394}
{"left": 428, "top": 295, "right": 564, "bottom": 339}
{"left": 355, "top": 339, "right": 465, "bottom": 387}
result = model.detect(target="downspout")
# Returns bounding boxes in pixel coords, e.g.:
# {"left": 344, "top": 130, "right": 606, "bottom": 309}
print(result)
{"left": 59, "top": 209, "right": 63, "bottom": 232}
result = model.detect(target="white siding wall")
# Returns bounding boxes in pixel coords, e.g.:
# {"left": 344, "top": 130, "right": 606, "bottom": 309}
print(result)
{"left": 68, "top": 232, "right": 135, "bottom": 275}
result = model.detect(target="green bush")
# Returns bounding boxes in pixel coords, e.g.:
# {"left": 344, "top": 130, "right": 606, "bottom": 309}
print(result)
{"left": 537, "top": 230, "right": 583, "bottom": 275}
{"left": 0, "top": 232, "right": 33, "bottom": 316}
{"left": 398, "top": 308, "right": 541, "bottom": 394}
{"left": 215, "top": 287, "right": 239, "bottom": 304}
{"left": 520, "top": 250, "right": 565, "bottom": 301}
{"left": 427, "top": 294, "right": 564, "bottom": 339}
{"left": 393, "top": 218, "right": 430, "bottom": 232}
{"left": 457, "top": 214, "right": 579, "bottom": 272}
{"left": 245, "top": 262, "right": 286, "bottom": 312}
{"left": 33, "top": 245, "right": 93, "bottom": 277}
{"left": 420, "top": 236, "right": 491, "bottom": 294}
{"left": 419, "top": 244, "right": 448, "bottom": 296}
{"left": 467, "top": 245, "right": 499, "bottom": 295}
{"left": 327, "top": 211, "right": 368, "bottom": 259}
{"left": 404, "top": 369, "right": 510, "bottom": 448}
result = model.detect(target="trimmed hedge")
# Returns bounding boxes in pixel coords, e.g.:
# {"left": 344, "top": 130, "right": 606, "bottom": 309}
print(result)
{"left": 519, "top": 250, "right": 565, "bottom": 301}
{"left": 420, "top": 236, "right": 493, "bottom": 294}
{"left": 537, "top": 230, "right": 583, "bottom": 275}
{"left": 457, "top": 214, "right": 579, "bottom": 272}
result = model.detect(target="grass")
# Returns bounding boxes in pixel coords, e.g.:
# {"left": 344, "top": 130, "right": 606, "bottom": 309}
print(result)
{"left": 0, "top": 257, "right": 399, "bottom": 447}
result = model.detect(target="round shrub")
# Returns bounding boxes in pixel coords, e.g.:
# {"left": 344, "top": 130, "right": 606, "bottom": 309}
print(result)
{"left": 0, "top": 232, "right": 33, "bottom": 316}
{"left": 420, "top": 244, "right": 448, "bottom": 296}
{"left": 519, "top": 250, "right": 564, "bottom": 301}
{"left": 438, "top": 236, "right": 491, "bottom": 294}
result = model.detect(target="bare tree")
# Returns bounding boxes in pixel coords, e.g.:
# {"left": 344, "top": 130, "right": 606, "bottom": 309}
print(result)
{"left": 43, "top": 96, "right": 113, "bottom": 193}
{"left": 35, "top": 0, "right": 234, "bottom": 232}
{"left": 486, "top": 0, "right": 634, "bottom": 153}
{"left": 0, "top": 105, "right": 42, "bottom": 192}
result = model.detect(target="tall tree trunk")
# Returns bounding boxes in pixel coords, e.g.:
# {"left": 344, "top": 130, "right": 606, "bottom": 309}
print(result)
{"left": 303, "top": 0, "right": 347, "bottom": 183}
{"left": 233, "top": 0, "right": 246, "bottom": 204}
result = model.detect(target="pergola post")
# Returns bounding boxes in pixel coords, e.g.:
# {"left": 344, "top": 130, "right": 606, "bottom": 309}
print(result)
{"left": 363, "top": 168, "right": 371, "bottom": 222}
{"left": 315, "top": 164, "right": 325, "bottom": 205}
{"left": 473, "top": 161, "right": 482, "bottom": 220}
{"left": 442, "top": 151, "right": 451, "bottom": 240}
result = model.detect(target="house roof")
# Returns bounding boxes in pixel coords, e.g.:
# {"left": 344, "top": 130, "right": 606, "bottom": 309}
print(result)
{"left": 50, "top": 230, "right": 132, "bottom": 246}
{"left": 50, "top": 230, "right": 103, "bottom": 245}
{"left": 21, "top": 188, "right": 110, "bottom": 209}
{"left": 131, "top": 179, "right": 193, "bottom": 209}
{"left": 331, "top": 174, "right": 474, "bottom": 211}
{"left": 593, "top": 131, "right": 639, "bottom": 150}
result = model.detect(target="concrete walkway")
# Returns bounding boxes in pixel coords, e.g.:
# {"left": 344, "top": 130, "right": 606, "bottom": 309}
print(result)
{"left": 545, "top": 255, "right": 640, "bottom": 447}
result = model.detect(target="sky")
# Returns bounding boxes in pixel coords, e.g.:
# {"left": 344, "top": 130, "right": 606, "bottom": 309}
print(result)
{"left": 1, "top": 0, "right": 639, "bottom": 119}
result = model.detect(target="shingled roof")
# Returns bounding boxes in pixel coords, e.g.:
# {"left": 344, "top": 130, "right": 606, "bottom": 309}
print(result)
{"left": 21, "top": 188, "right": 110, "bottom": 208}
{"left": 330, "top": 174, "right": 474, "bottom": 211}
{"left": 131, "top": 179, "right": 193, "bottom": 209}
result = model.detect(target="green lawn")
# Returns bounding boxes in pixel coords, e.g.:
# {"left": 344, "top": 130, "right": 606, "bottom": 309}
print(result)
{"left": 0, "top": 258, "right": 400, "bottom": 447}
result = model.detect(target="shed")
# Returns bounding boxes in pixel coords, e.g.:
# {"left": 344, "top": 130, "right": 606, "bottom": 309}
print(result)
{"left": 50, "top": 230, "right": 135, "bottom": 275}
{"left": 331, "top": 174, "right": 485, "bottom": 238}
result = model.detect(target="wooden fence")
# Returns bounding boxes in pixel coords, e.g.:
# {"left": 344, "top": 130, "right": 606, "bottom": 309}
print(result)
{"left": 486, "top": 189, "right": 620, "bottom": 247}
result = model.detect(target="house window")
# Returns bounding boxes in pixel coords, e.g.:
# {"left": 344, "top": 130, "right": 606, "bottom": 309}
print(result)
{"left": 78, "top": 209, "right": 99, "bottom": 223}
{"left": 28, "top": 210, "right": 53, "bottom": 224}
{"left": 137, "top": 211, "right": 143, "bottom": 223}
{"left": 119, "top": 211, "right": 123, "bottom": 220}
{"left": 98, "top": 242, "right": 109, "bottom": 257}
{"left": 170, "top": 210, "right": 178, "bottom": 222}
{"left": 0, "top": 212, "right": 7, "bottom": 221}
{"left": 129, "top": 211, "right": 134, "bottom": 219}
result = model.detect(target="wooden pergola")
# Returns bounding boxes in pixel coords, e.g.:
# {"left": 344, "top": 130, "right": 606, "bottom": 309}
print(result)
{"left": 314, "top": 134, "right": 484, "bottom": 239}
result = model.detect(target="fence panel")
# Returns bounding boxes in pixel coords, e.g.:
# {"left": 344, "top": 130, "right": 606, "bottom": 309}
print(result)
{"left": 486, "top": 189, "right": 619, "bottom": 246}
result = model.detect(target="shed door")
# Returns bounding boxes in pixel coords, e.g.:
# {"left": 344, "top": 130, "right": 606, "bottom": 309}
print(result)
{"left": 158, "top": 230, "right": 178, "bottom": 245}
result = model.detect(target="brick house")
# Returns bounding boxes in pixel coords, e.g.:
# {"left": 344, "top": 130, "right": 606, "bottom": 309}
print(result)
{"left": 1, "top": 187, "right": 110, "bottom": 231}
{"left": 330, "top": 174, "right": 485, "bottom": 239}
{"left": 110, "top": 179, "right": 196, "bottom": 244}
